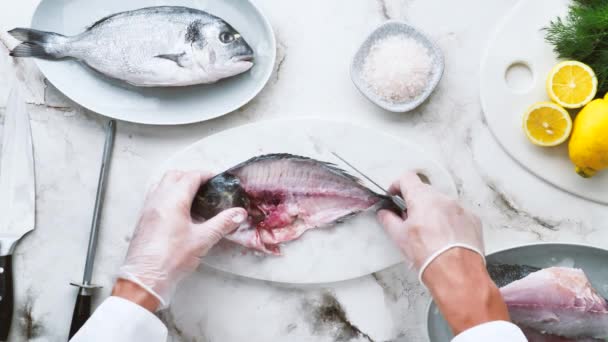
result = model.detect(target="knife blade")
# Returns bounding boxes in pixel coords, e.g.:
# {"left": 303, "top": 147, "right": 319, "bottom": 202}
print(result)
{"left": 331, "top": 152, "right": 407, "bottom": 212}
{"left": 0, "top": 86, "right": 36, "bottom": 341}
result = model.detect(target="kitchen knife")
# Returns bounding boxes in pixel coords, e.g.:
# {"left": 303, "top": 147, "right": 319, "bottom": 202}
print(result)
{"left": 68, "top": 120, "right": 115, "bottom": 339}
{"left": 331, "top": 152, "right": 407, "bottom": 212}
{"left": 0, "top": 86, "right": 36, "bottom": 341}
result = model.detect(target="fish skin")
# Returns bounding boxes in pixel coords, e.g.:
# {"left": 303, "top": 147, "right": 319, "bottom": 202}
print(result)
{"left": 487, "top": 263, "right": 541, "bottom": 287}
{"left": 192, "top": 154, "right": 389, "bottom": 255}
{"left": 8, "top": 6, "right": 254, "bottom": 87}
{"left": 500, "top": 267, "right": 608, "bottom": 340}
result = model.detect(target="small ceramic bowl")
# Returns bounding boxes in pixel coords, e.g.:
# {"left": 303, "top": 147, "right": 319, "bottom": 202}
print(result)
{"left": 351, "top": 20, "right": 444, "bottom": 112}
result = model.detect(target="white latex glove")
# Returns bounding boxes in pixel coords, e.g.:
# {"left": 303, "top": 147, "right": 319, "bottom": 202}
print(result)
{"left": 118, "top": 170, "right": 247, "bottom": 309}
{"left": 377, "top": 172, "right": 485, "bottom": 283}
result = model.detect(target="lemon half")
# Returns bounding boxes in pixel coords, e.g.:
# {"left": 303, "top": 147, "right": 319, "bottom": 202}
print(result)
{"left": 546, "top": 61, "right": 598, "bottom": 109}
{"left": 523, "top": 102, "right": 572, "bottom": 147}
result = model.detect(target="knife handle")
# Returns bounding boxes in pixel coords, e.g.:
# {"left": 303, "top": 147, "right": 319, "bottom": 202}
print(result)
{"left": 68, "top": 290, "right": 92, "bottom": 339}
{"left": 0, "top": 255, "right": 14, "bottom": 341}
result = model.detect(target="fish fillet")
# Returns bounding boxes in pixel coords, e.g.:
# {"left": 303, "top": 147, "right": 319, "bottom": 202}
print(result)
{"left": 499, "top": 267, "right": 608, "bottom": 339}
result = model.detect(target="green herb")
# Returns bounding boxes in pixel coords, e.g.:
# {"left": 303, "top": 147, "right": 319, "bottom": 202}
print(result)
{"left": 545, "top": 0, "right": 608, "bottom": 96}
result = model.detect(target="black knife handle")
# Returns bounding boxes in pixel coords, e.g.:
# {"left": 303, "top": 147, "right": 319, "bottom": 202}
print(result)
{"left": 68, "top": 291, "right": 92, "bottom": 339}
{"left": 0, "top": 255, "right": 14, "bottom": 341}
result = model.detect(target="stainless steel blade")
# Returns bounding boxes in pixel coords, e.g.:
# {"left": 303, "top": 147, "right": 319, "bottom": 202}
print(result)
{"left": 0, "top": 86, "right": 35, "bottom": 256}
{"left": 331, "top": 152, "right": 407, "bottom": 211}
{"left": 331, "top": 152, "right": 390, "bottom": 193}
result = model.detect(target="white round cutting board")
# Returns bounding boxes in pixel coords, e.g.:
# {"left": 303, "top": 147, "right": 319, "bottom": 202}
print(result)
{"left": 156, "top": 119, "right": 456, "bottom": 284}
{"left": 480, "top": 0, "right": 608, "bottom": 204}
{"left": 30, "top": 0, "right": 276, "bottom": 125}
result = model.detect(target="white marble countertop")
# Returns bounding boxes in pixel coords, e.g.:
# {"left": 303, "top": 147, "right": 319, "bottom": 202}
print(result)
{"left": 1, "top": 0, "right": 608, "bottom": 341}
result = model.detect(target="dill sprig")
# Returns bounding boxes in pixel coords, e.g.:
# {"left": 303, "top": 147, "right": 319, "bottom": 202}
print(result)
{"left": 545, "top": 0, "right": 608, "bottom": 96}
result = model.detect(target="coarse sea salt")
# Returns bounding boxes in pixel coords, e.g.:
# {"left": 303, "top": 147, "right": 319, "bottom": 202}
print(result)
{"left": 362, "top": 35, "right": 432, "bottom": 102}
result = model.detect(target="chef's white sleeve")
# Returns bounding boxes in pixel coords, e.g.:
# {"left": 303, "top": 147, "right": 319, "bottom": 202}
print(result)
{"left": 69, "top": 296, "right": 167, "bottom": 342}
{"left": 451, "top": 321, "right": 527, "bottom": 342}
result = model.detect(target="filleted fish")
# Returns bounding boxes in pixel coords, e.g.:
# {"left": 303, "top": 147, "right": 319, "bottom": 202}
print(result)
{"left": 192, "top": 154, "right": 392, "bottom": 255}
{"left": 8, "top": 6, "right": 255, "bottom": 87}
{"left": 489, "top": 264, "right": 608, "bottom": 341}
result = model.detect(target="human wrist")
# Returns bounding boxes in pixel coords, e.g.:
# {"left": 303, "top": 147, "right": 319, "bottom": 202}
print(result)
{"left": 112, "top": 278, "right": 161, "bottom": 312}
{"left": 422, "top": 248, "right": 510, "bottom": 335}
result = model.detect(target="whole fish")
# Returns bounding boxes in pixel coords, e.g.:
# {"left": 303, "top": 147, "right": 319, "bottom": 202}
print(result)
{"left": 8, "top": 6, "right": 255, "bottom": 87}
{"left": 499, "top": 266, "right": 608, "bottom": 340}
{"left": 192, "top": 154, "right": 390, "bottom": 255}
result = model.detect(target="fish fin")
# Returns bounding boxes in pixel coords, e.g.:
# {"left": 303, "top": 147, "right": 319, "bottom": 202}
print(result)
{"left": 8, "top": 28, "right": 64, "bottom": 43}
{"left": 10, "top": 43, "right": 45, "bottom": 57}
{"left": 376, "top": 197, "right": 403, "bottom": 214}
{"left": 8, "top": 28, "right": 68, "bottom": 59}
{"left": 87, "top": 7, "right": 216, "bottom": 31}
{"left": 155, "top": 53, "right": 187, "bottom": 67}
{"left": 10, "top": 42, "right": 52, "bottom": 58}
{"left": 87, "top": 12, "right": 124, "bottom": 30}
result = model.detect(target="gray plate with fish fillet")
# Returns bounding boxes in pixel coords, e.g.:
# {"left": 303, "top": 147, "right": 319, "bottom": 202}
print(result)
{"left": 28, "top": 0, "right": 275, "bottom": 125}
{"left": 427, "top": 243, "right": 608, "bottom": 341}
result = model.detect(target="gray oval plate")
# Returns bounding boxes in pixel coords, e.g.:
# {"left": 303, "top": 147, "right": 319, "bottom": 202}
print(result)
{"left": 30, "top": 0, "right": 276, "bottom": 125}
{"left": 427, "top": 243, "right": 608, "bottom": 341}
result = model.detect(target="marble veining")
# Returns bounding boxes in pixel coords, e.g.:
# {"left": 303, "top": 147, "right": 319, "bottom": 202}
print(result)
{"left": 1, "top": 0, "right": 608, "bottom": 341}
{"left": 377, "top": 0, "right": 391, "bottom": 20}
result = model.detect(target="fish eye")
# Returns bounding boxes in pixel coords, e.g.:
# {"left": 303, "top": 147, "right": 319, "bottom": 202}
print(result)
{"left": 219, "top": 32, "right": 235, "bottom": 44}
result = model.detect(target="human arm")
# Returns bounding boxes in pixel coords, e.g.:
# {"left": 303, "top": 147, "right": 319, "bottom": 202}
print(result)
{"left": 424, "top": 249, "right": 523, "bottom": 340}
{"left": 68, "top": 295, "right": 167, "bottom": 342}
{"left": 70, "top": 170, "right": 246, "bottom": 341}
{"left": 424, "top": 248, "right": 509, "bottom": 334}
{"left": 377, "top": 172, "right": 526, "bottom": 340}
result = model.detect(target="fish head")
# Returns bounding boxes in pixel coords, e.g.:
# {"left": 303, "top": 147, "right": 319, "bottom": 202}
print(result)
{"left": 192, "top": 173, "right": 250, "bottom": 220}
{"left": 190, "top": 19, "right": 255, "bottom": 80}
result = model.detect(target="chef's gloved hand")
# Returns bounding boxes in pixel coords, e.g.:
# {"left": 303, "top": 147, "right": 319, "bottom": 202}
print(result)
{"left": 377, "top": 172, "right": 511, "bottom": 335}
{"left": 376, "top": 171, "right": 485, "bottom": 282}
{"left": 117, "top": 170, "right": 247, "bottom": 310}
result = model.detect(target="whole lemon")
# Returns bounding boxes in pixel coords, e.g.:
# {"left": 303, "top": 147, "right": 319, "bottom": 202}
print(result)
{"left": 569, "top": 93, "right": 608, "bottom": 178}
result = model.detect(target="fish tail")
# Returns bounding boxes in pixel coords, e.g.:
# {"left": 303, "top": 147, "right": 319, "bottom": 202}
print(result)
{"left": 8, "top": 28, "right": 69, "bottom": 58}
{"left": 377, "top": 195, "right": 404, "bottom": 215}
